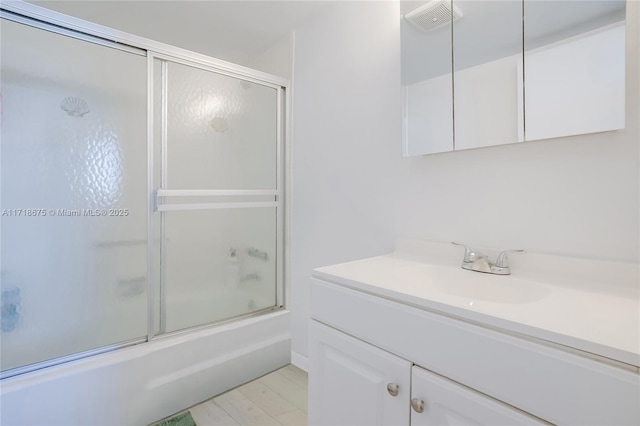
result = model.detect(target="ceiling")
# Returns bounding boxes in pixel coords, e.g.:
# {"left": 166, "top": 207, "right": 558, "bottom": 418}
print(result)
{"left": 28, "top": 1, "right": 329, "bottom": 65}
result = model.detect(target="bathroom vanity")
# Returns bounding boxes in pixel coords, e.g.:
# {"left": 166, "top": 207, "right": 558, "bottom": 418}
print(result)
{"left": 308, "top": 241, "right": 639, "bottom": 425}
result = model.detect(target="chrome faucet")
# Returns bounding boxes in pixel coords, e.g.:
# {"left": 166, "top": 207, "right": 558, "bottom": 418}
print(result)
{"left": 452, "top": 242, "right": 524, "bottom": 275}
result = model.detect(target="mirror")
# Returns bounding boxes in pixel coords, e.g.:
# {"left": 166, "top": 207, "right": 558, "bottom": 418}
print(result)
{"left": 453, "top": 1, "right": 522, "bottom": 150}
{"left": 401, "top": 0, "right": 626, "bottom": 156}
{"left": 523, "top": 0, "right": 625, "bottom": 141}
{"left": 401, "top": 0, "right": 453, "bottom": 156}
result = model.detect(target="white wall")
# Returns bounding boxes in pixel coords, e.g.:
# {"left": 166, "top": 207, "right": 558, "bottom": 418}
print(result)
{"left": 291, "top": 1, "right": 409, "bottom": 363}
{"left": 246, "top": 34, "right": 293, "bottom": 79}
{"left": 290, "top": 0, "right": 639, "bottom": 361}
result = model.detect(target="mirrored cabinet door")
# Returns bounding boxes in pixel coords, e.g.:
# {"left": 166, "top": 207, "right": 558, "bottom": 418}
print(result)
{"left": 401, "top": 0, "right": 627, "bottom": 156}
{"left": 453, "top": 0, "right": 523, "bottom": 150}
{"left": 401, "top": 0, "right": 454, "bottom": 156}
{"left": 523, "top": 0, "right": 626, "bottom": 141}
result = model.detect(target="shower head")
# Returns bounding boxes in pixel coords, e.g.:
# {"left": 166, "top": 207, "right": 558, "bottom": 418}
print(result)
{"left": 404, "top": 0, "right": 463, "bottom": 32}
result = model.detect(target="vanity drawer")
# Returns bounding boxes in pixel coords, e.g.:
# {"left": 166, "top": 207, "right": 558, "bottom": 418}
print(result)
{"left": 310, "top": 278, "right": 640, "bottom": 426}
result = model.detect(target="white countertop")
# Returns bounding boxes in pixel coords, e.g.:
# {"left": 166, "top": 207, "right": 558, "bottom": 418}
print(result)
{"left": 313, "top": 240, "right": 640, "bottom": 368}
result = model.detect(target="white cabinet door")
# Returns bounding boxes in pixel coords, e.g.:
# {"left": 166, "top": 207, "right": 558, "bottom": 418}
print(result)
{"left": 410, "top": 366, "right": 545, "bottom": 425}
{"left": 308, "top": 320, "right": 411, "bottom": 426}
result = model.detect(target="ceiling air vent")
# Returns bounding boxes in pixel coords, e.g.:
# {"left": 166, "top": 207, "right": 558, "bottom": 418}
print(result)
{"left": 404, "top": 0, "right": 463, "bottom": 32}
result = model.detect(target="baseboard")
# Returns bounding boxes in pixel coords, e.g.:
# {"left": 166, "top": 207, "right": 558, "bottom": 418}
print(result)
{"left": 291, "top": 350, "right": 308, "bottom": 372}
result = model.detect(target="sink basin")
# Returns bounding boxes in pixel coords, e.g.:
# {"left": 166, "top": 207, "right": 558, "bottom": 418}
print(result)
{"left": 400, "top": 264, "right": 551, "bottom": 304}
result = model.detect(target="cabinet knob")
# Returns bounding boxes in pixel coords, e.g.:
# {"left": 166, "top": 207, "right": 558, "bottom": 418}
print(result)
{"left": 386, "top": 383, "right": 400, "bottom": 397}
{"left": 411, "top": 398, "right": 425, "bottom": 413}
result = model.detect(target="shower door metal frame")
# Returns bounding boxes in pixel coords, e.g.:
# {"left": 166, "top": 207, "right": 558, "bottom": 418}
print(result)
{"left": 149, "top": 51, "right": 286, "bottom": 338}
{"left": 0, "top": 1, "right": 289, "bottom": 378}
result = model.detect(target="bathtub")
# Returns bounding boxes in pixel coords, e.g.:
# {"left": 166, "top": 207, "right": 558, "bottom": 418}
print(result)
{"left": 0, "top": 310, "right": 291, "bottom": 425}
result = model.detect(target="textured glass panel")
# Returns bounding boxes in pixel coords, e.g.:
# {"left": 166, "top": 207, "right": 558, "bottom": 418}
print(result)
{"left": 0, "top": 20, "right": 147, "bottom": 371}
{"left": 163, "top": 208, "right": 277, "bottom": 333}
{"left": 166, "top": 62, "right": 278, "bottom": 190}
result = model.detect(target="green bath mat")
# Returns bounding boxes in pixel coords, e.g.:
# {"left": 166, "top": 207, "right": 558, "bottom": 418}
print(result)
{"left": 151, "top": 411, "right": 196, "bottom": 426}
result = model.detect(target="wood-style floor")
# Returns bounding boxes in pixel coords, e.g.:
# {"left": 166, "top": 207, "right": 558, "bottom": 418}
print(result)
{"left": 188, "top": 365, "right": 308, "bottom": 426}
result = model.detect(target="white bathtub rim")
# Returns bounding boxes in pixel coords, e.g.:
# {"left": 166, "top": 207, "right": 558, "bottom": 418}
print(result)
{"left": 1, "top": 309, "right": 290, "bottom": 391}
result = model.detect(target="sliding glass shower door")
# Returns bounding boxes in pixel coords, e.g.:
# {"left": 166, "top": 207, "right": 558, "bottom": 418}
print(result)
{"left": 1, "top": 13, "right": 284, "bottom": 377}
{"left": 0, "top": 19, "right": 148, "bottom": 372}
{"left": 153, "top": 58, "right": 282, "bottom": 334}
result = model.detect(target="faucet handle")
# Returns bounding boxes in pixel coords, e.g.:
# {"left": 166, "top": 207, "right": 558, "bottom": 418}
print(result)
{"left": 451, "top": 242, "right": 486, "bottom": 262}
{"left": 495, "top": 249, "right": 525, "bottom": 268}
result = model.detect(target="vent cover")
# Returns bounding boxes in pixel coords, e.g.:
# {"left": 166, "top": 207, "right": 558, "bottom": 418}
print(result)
{"left": 404, "top": 0, "right": 463, "bottom": 32}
